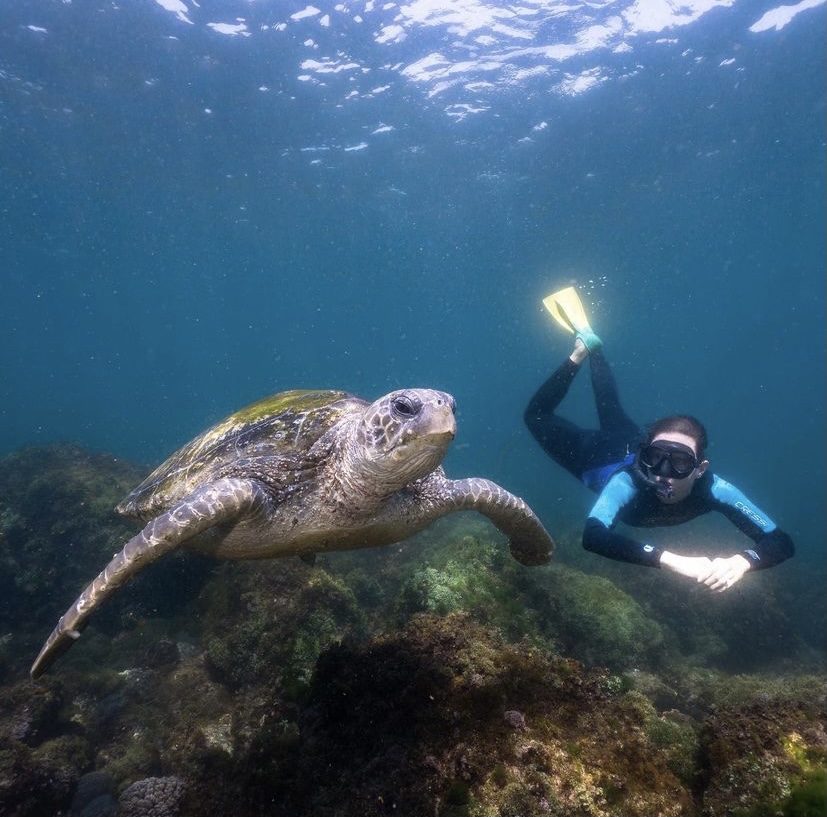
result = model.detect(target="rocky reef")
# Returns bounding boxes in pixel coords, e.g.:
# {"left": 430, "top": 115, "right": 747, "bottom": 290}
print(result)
{"left": 0, "top": 444, "right": 824, "bottom": 816}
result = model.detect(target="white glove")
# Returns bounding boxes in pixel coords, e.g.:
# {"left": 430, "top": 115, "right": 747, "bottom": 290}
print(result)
{"left": 698, "top": 554, "right": 751, "bottom": 592}
{"left": 659, "top": 552, "right": 714, "bottom": 581}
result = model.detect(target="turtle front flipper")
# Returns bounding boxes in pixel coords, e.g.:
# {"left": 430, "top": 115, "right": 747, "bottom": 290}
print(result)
{"left": 440, "top": 477, "right": 554, "bottom": 566}
{"left": 30, "top": 477, "right": 265, "bottom": 678}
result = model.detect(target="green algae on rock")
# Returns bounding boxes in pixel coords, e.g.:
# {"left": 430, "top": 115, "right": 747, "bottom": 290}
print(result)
{"left": 0, "top": 444, "right": 824, "bottom": 817}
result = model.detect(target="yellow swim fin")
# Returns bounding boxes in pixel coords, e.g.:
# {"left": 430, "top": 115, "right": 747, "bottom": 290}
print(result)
{"left": 542, "top": 285, "right": 603, "bottom": 352}
{"left": 542, "top": 286, "right": 590, "bottom": 335}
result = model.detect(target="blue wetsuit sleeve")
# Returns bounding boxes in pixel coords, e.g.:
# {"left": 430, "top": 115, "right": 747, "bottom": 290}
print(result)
{"left": 710, "top": 475, "right": 795, "bottom": 570}
{"left": 583, "top": 472, "right": 663, "bottom": 568}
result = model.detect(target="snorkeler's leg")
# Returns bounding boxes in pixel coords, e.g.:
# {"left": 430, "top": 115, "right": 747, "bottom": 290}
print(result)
{"left": 589, "top": 349, "right": 640, "bottom": 439}
{"left": 525, "top": 357, "right": 580, "bottom": 425}
{"left": 524, "top": 356, "right": 588, "bottom": 479}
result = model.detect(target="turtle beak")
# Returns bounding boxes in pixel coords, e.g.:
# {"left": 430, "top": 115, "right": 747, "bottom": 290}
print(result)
{"left": 433, "top": 401, "right": 456, "bottom": 432}
{"left": 417, "top": 399, "right": 456, "bottom": 444}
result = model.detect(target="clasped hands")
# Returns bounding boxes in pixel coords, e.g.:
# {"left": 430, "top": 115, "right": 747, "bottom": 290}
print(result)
{"left": 660, "top": 552, "right": 751, "bottom": 592}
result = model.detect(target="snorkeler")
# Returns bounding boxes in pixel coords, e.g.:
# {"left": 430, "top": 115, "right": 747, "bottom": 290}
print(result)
{"left": 524, "top": 286, "right": 794, "bottom": 591}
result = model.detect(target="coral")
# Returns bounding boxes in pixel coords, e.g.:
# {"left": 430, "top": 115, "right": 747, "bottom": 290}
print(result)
{"left": 118, "top": 775, "right": 186, "bottom": 817}
{"left": 376, "top": 521, "right": 668, "bottom": 671}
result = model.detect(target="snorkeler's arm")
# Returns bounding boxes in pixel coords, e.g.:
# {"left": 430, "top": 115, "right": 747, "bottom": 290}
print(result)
{"left": 710, "top": 475, "right": 795, "bottom": 570}
{"left": 582, "top": 472, "right": 663, "bottom": 567}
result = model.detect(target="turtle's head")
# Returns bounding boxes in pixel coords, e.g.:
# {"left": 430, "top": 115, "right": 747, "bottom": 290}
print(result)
{"left": 354, "top": 388, "right": 456, "bottom": 491}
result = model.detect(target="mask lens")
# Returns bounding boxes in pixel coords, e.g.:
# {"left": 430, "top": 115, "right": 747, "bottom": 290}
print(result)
{"left": 641, "top": 446, "right": 669, "bottom": 472}
{"left": 668, "top": 450, "right": 697, "bottom": 477}
{"left": 640, "top": 443, "right": 697, "bottom": 479}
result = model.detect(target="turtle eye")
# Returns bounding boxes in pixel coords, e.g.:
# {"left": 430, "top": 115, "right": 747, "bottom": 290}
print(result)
{"left": 392, "top": 395, "right": 419, "bottom": 418}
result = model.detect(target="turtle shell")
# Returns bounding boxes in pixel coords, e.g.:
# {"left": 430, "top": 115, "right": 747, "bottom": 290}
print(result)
{"left": 117, "top": 389, "right": 365, "bottom": 519}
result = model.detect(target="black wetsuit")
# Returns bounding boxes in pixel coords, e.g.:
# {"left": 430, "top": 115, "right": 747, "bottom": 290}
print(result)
{"left": 525, "top": 350, "right": 641, "bottom": 491}
{"left": 525, "top": 351, "right": 795, "bottom": 570}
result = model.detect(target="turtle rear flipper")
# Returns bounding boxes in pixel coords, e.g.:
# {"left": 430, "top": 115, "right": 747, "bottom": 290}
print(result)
{"left": 30, "top": 477, "right": 266, "bottom": 679}
{"left": 439, "top": 477, "right": 555, "bottom": 566}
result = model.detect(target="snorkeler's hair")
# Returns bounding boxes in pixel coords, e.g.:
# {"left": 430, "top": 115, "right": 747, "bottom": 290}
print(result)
{"left": 644, "top": 415, "right": 708, "bottom": 459}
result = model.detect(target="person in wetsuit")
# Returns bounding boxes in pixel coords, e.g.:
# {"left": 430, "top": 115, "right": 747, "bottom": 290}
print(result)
{"left": 525, "top": 331, "right": 794, "bottom": 591}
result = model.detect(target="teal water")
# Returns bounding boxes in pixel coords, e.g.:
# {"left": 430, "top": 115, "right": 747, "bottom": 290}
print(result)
{"left": 1, "top": 1, "right": 825, "bottom": 620}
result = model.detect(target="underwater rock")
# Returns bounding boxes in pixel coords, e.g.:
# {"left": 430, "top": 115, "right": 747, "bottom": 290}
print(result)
{"left": 69, "top": 770, "right": 118, "bottom": 816}
{"left": 0, "top": 731, "right": 93, "bottom": 817}
{"left": 389, "top": 526, "right": 540, "bottom": 633}
{"left": 279, "top": 612, "right": 693, "bottom": 817}
{"left": 0, "top": 444, "right": 824, "bottom": 816}
{"left": 0, "top": 444, "right": 213, "bottom": 681}
{"left": 534, "top": 564, "right": 666, "bottom": 670}
{"left": 0, "top": 445, "right": 143, "bottom": 668}
{"left": 583, "top": 542, "right": 818, "bottom": 673}
{"left": 1, "top": 676, "right": 64, "bottom": 746}
{"left": 698, "top": 688, "right": 827, "bottom": 817}
{"left": 358, "top": 521, "right": 666, "bottom": 672}
{"left": 200, "top": 559, "right": 367, "bottom": 695}
{"left": 137, "top": 638, "right": 180, "bottom": 670}
{"left": 0, "top": 676, "right": 91, "bottom": 816}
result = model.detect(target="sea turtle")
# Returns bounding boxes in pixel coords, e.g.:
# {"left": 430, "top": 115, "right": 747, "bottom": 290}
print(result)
{"left": 31, "top": 388, "right": 554, "bottom": 678}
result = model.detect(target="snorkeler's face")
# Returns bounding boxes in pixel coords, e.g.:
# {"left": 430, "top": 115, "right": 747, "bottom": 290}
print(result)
{"left": 640, "top": 441, "right": 698, "bottom": 479}
{"left": 647, "top": 432, "right": 708, "bottom": 504}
